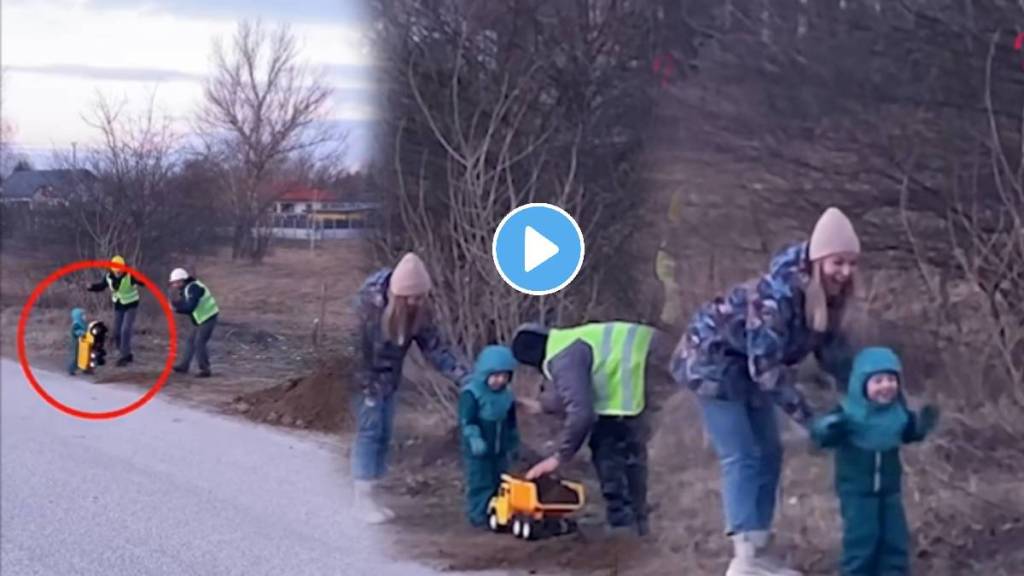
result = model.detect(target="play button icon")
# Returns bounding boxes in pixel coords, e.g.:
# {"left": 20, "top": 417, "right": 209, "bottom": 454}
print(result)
{"left": 492, "top": 203, "right": 585, "bottom": 295}
{"left": 524, "top": 226, "right": 559, "bottom": 272}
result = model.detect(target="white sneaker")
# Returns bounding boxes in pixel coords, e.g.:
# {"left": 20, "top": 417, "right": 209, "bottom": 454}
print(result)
{"left": 725, "top": 533, "right": 802, "bottom": 576}
{"left": 726, "top": 534, "right": 764, "bottom": 576}
{"left": 749, "top": 531, "right": 802, "bottom": 576}
{"left": 353, "top": 480, "right": 395, "bottom": 525}
{"left": 726, "top": 556, "right": 768, "bottom": 576}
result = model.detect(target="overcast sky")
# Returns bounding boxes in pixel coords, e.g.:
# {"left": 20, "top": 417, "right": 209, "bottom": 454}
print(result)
{"left": 1, "top": 0, "right": 377, "bottom": 168}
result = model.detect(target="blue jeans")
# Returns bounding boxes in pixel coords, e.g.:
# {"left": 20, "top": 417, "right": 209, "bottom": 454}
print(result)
{"left": 699, "top": 391, "right": 783, "bottom": 534}
{"left": 113, "top": 306, "right": 137, "bottom": 360}
{"left": 351, "top": 391, "right": 397, "bottom": 481}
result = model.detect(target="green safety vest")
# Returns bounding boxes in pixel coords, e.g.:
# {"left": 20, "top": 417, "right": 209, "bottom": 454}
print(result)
{"left": 187, "top": 280, "right": 219, "bottom": 324}
{"left": 107, "top": 274, "right": 140, "bottom": 305}
{"left": 542, "top": 322, "right": 654, "bottom": 417}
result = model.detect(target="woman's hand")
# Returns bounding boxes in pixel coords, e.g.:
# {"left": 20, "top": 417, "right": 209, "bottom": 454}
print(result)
{"left": 525, "top": 456, "right": 560, "bottom": 480}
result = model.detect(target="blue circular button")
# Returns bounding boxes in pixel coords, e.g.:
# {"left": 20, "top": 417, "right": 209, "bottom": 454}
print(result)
{"left": 492, "top": 203, "right": 585, "bottom": 296}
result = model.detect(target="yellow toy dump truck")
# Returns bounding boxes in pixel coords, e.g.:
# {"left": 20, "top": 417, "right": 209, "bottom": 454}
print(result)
{"left": 76, "top": 321, "right": 109, "bottom": 373}
{"left": 487, "top": 474, "right": 585, "bottom": 540}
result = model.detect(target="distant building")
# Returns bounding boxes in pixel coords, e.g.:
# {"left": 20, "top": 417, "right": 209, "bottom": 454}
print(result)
{"left": 269, "top": 183, "right": 380, "bottom": 240}
{"left": 0, "top": 169, "right": 97, "bottom": 207}
{"left": 273, "top": 185, "right": 345, "bottom": 214}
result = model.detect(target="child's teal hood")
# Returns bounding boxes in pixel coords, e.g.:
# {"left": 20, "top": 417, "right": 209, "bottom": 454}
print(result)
{"left": 463, "top": 345, "right": 517, "bottom": 420}
{"left": 841, "top": 347, "right": 909, "bottom": 451}
{"left": 71, "top": 308, "right": 86, "bottom": 325}
{"left": 465, "top": 345, "right": 517, "bottom": 391}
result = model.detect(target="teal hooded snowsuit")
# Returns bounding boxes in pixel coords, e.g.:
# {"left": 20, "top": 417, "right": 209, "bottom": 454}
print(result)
{"left": 811, "top": 347, "right": 938, "bottom": 576}
{"left": 459, "top": 345, "right": 520, "bottom": 527}
{"left": 69, "top": 308, "right": 87, "bottom": 375}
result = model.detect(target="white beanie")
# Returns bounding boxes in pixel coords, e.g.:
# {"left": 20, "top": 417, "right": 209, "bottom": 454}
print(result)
{"left": 809, "top": 207, "right": 860, "bottom": 261}
{"left": 389, "top": 252, "right": 432, "bottom": 296}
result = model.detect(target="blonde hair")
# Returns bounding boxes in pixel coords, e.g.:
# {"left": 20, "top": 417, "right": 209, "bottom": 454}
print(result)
{"left": 382, "top": 293, "right": 426, "bottom": 346}
{"left": 804, "top": 260, "right": 854, "bottom": 334}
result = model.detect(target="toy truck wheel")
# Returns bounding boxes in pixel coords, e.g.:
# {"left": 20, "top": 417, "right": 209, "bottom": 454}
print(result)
{"left": 488, "top": 512, "right": 501, "bottom": 532}
{"left": 511, "top": 517, "right": 523, "bottom": 538}
{"left": 520, "top": 519, "right": 534, "bottom": 541}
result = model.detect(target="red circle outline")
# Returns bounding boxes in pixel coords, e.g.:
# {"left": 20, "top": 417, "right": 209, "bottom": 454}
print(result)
{"left": 16, "top": 260, "right": 178, "bottom": 420}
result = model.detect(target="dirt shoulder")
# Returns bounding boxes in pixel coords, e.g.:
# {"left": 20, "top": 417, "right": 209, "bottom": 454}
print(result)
{"left": 373, "top": 389, "right": 1024, "bottom": 576}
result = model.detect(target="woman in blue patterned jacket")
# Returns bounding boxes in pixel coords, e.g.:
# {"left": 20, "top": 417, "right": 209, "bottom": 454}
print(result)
{"left": 350, "top": 252, "right": 469, "bottom": 524}
{"left": 672, "top": 207, "right": 860, "bottom": 576}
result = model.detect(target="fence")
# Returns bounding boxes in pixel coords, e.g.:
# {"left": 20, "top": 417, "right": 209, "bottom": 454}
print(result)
{"left": 267, "top": 211, "right": 375, "bottom": 240}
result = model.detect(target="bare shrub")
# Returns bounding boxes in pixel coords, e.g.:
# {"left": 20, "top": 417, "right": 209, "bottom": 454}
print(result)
{"left": 369, "top": 0, "right": 665, "bottom": 402}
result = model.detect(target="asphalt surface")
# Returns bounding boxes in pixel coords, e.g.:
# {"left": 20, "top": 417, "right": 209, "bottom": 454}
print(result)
{"left": 0, "top": 359, "right": 505, "bottom": 576}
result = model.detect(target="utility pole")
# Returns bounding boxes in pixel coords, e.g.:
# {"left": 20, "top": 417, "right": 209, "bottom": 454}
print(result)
{"left": 71, "top": 142, "right": 77, "bottom": 167}
{"left": 309, "top": 187, "right": 319, "bottom": 252}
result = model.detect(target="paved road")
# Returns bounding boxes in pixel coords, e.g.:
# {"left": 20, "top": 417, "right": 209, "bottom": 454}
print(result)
{"left": 1, "top": 359, "right": 504, "bottom": 576}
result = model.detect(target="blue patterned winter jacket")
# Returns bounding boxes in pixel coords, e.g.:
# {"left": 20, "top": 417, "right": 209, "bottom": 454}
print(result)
{"left": 672, "top": 242, "right": 853, "bottom": 424}
{"left": 354, "top": 268, "right": 469, "bottom": 398}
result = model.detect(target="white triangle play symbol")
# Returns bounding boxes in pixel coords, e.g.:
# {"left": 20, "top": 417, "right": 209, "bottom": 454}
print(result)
{"left": 524, "top": 226, "right": 559, "bottom": 272}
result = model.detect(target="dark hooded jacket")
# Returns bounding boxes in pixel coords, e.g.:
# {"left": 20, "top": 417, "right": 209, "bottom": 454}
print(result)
{"left": 812, "top": 347, "right": 931, "bottom": 495}
{"left": 459, "top": 345, "right": 519, "bottom": 458}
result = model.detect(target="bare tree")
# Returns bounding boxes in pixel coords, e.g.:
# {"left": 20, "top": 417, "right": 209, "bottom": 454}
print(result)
{"left": 77, "top": 94, "right": 178, "bottom": 262}
{"left": 1, "top": 67, "right": 18, "bottom": 179}
{"left": 371, "top": 0, "right": 665, "bottom": 376}
{"left": 197, "top": 19, "right": 334, "bottom": 262}
{"left": 946, "top": 31, "right": 1024, "bottom": 403}
{"left": 23, "top": 92, "right": 217, "bottom": 284}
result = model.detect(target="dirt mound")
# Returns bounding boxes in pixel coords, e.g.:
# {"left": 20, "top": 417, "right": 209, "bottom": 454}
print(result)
{"left": 232, "top": 356, "right": 358, "bottom": 432}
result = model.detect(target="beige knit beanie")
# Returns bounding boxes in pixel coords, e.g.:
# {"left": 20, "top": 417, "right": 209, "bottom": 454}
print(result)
{"left": 809, "top": 207, "right": 861, "bottom": 261}
{"left": 390, "top": 252, "right": 432, "bottom": 296}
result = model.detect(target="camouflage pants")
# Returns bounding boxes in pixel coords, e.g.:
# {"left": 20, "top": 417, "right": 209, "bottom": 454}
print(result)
{"left": 588, "top": 415, "right": 650, "bottom": 535}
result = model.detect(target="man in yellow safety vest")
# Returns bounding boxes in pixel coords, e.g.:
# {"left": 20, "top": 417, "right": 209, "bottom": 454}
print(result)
{"left": 511, "top": 321, "right": 674, "bottom": 537}
{"left": 86, "top": 255, "right": 141, "bottom": 366}
{"left": 169, "top": 267, "right": 220, "bottom": 378}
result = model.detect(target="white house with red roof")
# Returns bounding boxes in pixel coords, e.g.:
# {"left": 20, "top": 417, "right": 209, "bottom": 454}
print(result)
{"left": 270, "top": 183, "right": 379, "bottom": 240}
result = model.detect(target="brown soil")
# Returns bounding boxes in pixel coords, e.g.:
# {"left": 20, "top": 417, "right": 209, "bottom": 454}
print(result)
{"left": 229, "top": 355, "right": 360, "bottom": 432}
{"left": 380, "top": 425, "right": 646, "bottom": 574}
{"left": 370, "top": 388, "right": 1024, "bottom": 576}
{"left": 535, "top": 476, "right": 582, "bottom": 506}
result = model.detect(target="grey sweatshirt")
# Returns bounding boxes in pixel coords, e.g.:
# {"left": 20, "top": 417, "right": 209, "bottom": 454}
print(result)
{"left": 544, "top": 341, "right": 599, "bottom": 463}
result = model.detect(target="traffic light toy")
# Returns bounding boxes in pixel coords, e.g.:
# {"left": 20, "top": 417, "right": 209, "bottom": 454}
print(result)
{"left": 76, "top": 321, "right": 109, "bottom": 373}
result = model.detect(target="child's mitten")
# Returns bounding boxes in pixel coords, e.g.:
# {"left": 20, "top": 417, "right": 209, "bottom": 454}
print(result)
{"left": 916, "top": 404, "right": 940, "bottom": 437}
{"left": 810, "top": 412, "right": 846, "bottom": 448}
{"left": 469, "top": 436, "right": 487, "bottom": 457}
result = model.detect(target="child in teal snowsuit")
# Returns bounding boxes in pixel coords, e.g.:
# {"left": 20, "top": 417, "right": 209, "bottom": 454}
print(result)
{"left": 68, "top": 308, "right": 88, "bottom": 375}
{"left": 459, "top": 345, "right": 520, "bottom": 527}
{"left": 811, "top": 347, "right": 939, "bottom": 576}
